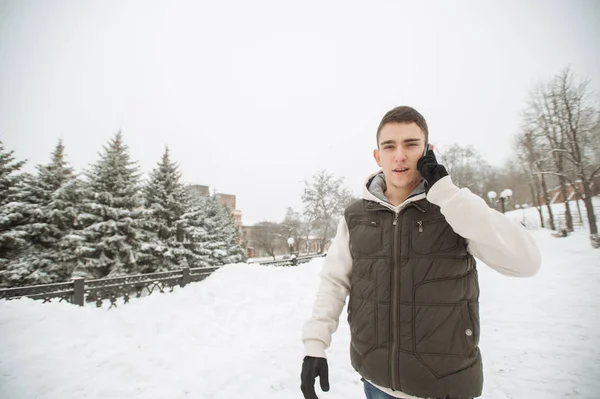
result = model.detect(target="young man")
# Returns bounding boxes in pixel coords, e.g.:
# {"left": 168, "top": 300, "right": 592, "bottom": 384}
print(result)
{"left": 300, "top": 106, "right": 541, "bottom": 399}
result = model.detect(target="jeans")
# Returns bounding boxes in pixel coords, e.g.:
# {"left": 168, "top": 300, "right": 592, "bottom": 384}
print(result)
{"left": 363, "top": 380, "right": 402, "bottom": 399}
{"left": 363, "top": 380, "right": 472, "bottom": 399}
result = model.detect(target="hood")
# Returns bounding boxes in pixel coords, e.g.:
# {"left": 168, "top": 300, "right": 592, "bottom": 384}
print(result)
{"left": 362, "top": 170, "right": 427, "bottom": 211}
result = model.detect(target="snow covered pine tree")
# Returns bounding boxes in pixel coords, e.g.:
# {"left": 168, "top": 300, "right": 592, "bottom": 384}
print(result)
{"left": 72, "top": 132, "right": 151, "bottom": 279}
{"left": 1, "top": 140, "right": 85, "bottom": 286}
{"left": 141, "top": 146, "right": 193, "bottom": 272}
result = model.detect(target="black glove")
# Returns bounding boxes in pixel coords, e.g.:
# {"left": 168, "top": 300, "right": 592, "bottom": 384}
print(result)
{"left": 417, "top": 148, "right": 448, "bottom": 192}
{"left": 301, "top": 356, "right": 330, "bottom": 399}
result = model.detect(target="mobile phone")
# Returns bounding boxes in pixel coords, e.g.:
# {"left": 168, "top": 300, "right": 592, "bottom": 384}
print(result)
{"left": 423, "top": 143, "right": 430, "bottom": 156}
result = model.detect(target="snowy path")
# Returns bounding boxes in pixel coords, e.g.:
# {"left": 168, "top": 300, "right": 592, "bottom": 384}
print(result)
{"left": 1, "top": 229, "right": 599, "bottom": 399}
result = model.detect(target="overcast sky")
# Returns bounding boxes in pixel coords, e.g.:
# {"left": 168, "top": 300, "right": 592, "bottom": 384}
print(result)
{"left": 1, "top": 0, "right": 598, "bottom": 224}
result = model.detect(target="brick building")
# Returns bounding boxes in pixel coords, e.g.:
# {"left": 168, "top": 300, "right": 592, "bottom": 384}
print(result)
{"left": 542, "top": 177, "right": 600, "bottom": 204}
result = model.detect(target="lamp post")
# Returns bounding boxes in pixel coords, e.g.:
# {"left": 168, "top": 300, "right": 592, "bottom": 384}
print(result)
{"left": 499, "top": 189, "right": 513, "bottom": 214}
{"left": 487, "top": 191, "right": 497, "bottom": 209}
{"left": 521, "top": 203, "right": 529, "bottom": 226}
{"left": 487, "top": 189, "right": 513, "bottom": 214}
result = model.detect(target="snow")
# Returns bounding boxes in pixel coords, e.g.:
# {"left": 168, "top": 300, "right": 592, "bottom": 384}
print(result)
{"left": 1, "top": 228, "right": 600, "bottom": 398}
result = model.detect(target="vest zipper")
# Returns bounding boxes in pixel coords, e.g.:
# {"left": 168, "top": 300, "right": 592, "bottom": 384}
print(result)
{"left": 417, "top": 220, "right": 423, "bottom": 233}
{"left": 390, "top": 211, "right": 400, "bottom": 391}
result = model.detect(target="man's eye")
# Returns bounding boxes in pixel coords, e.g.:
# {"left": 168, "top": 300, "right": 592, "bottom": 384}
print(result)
{"left": 384, "top": 146, "right": 394, "bottom": 150}
{"left": 408, "top": 143, "right": 418, "bottom": 147}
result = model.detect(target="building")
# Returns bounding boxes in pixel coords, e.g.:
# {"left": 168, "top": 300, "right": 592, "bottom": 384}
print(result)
{"left": 541, "top": 177, "right": 600, "bottom": 204}
{"left": 187, "top": 184, "right": 243, "bottom": 239}
{"left": 187, "top": 184, "right": 210, "bottom": 198}
{"left": 216, "top": 193, "right": 243, "bottom": 235}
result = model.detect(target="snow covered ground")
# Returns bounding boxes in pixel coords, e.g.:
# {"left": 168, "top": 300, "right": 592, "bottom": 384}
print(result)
{"left": 1, "top": 227, "right": 599, "bottom": 399}
{"left": 505, "top": 196, "right": 600, "bottom": 232}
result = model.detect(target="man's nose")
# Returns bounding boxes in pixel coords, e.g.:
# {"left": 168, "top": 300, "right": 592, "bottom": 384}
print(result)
{"left": 394, "top": 148, "right": 408, "bottom": 162}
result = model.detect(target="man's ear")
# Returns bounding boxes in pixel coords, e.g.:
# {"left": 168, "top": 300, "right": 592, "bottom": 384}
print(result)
{"left": 373, "top": 149, "right": 381, "bottom": 167}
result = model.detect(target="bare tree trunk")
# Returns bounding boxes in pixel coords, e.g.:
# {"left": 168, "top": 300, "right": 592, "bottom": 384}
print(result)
{"left": 318, "top": 225, "right": 329, "bottom": 254}
{"left": 582, "top": 183, "right": 598, "bottom": 235}
{"left": 558, "top": 177, "right": 574, "bottom": 231}
{"left": 540, "top": 174, "right": 556, "bottom": 230}
{"left": 268, "top": 246, "right": 275, "bottom": 260}
{"left": 528, "top": 183, "right": 545, "bottom": 228}
{"left": 574, "top": 189, "right": 583, "bottom": 227}
{"left": 566, "top": 179, "right": 584, "bottom": 227}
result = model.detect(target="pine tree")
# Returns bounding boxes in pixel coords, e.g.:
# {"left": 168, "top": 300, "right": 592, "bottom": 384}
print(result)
{"left": 179, "top": 196, "right": 213, "bottom": 268}
{"left": 73, "top": 132, "right": 149, "bottom": 279}
{"left": 1, "top": 140, "right": 83, "bottom": 286}
{"left": 0, "top": 141, "right": 26, "bottom": 206}
{"left": 181, "top": 195, "right": 244, "bottom": 268}
{"left": 205, "top": 196, "right": 244, "bottom": 265}
{"left": 0, "top": 141, "right": 27, "bottom": 283}
{"left": 141, "top": 146, "right": 192, "bottom": 272}
{"left": 50, "top": 177, "right": 87, "bottom": 276}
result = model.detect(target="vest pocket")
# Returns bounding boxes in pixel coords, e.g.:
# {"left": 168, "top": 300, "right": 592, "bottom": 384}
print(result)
{"left": 348, "top": 217, "right": 383, "bottom": 256}
{"left": 409, "top": 217, "right": 461, "bottom": 256}
{"left": 414, "top": 301, "right": 478, "bottom": 378}
{"left": 467, "top": 301, "right": 480, "bottom": 347}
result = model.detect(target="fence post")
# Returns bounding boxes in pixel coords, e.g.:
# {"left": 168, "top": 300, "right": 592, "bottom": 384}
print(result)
{"left": 181, "top": 267, "right": 190, "bottom": 287}
{"left": 72, "top": 278, "right": 84, "bottom": 306}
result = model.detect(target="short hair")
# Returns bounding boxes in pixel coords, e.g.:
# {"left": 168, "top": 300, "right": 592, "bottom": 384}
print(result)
{"left": 376, "top": 106, "right": 429, "bottom": 147}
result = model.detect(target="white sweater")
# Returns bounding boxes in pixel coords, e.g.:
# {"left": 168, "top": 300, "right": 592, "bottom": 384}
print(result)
{"left": 302, "top": 174, "right": 542, "bottom": 399}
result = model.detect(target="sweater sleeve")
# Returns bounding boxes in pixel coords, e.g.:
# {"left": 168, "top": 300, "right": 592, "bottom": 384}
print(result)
{"left": 302, "top": 217, "right": 353, "bottom": 358}
{"left": 426, "top": 176, "right": 541, "bottom": 277}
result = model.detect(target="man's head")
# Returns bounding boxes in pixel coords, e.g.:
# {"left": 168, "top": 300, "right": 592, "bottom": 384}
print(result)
{"left": 376, "top": 106, "right": 428, "bottom": 147}
{"left": 373, "top": 106, "right": 429, "bottom": 195}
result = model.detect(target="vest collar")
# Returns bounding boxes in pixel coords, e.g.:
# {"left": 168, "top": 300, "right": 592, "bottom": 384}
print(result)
{"left": 362, "top": 170, "right": 428, "bottom": 213}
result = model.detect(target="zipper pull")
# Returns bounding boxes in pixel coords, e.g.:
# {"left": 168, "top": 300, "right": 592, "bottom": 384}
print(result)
{"left": 417, "top": 220, "right": 423, "bottom": 233}
{"left": 393, "top": 213, "right": 399, "bottom": 226}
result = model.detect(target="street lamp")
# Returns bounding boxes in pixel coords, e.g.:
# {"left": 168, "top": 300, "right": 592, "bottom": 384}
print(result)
{"left": 521, "top": 203, "right": 529, "bottom": 226}
{"left": 287, "top": 237, "right": 295, "bottom": 255}
{"left": 499, "top": 189, "right": 513, "bottom": 214}
{"left": 487, "top": 189, "right": 512, "bottom": 214}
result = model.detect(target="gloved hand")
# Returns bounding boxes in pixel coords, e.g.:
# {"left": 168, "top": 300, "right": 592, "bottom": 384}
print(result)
{"left": 417, "top": 148, "right": 448, "bottom": 192}
{"left": 301, "top": 356, "right": 330, "bottom": 399}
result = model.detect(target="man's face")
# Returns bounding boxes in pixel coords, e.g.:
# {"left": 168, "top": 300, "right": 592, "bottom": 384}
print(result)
{"left": 373, "top": 122, "right": 426, "bottom": 192}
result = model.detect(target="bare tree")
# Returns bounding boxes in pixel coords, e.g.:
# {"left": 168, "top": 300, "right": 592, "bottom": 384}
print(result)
{"left": 302, "top": 170, "right": 354, "bottom": 253}
{"left": 590, "top": 116, "right": 600, "bottom": 166}
{"left": 550, "top": 69, "right": 599, "bottom": 243}
{"left": 514, "top": 129, "right": 556, "bottom": 230}
{"left": 523, "top": 76, "right": 576, "bottom": 232}
{"left": 281, "top": 207, "right": 303, "bottom": 254}
{"left": 520, "top": 68, "right": 600, "bottom": 246}
{"left": 437, "top": 144, "right": 494, "bottom": 198}
{"left": 253, "top": 222, "right": 286, "bottom": 260}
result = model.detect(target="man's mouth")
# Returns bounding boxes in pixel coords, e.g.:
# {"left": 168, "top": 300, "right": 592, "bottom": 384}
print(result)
{"left": 392, "top": 168, "right": 409, "bottom": 173}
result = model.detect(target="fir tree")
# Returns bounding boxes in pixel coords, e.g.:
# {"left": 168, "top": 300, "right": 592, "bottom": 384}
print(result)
{"left": 204, "top": 196, "right": 244, "bottom": 265}
{"left": 0, "top": 141, "right": 27, "bottom": 283}
{"left": 1, "top": 140, "right": 83, "bottom": 286}
{"left": 0, "top": 141, "right": 26, "bottom": 206}
{"left": 73, "top": 132, "right": 149, "bottom": 279}
{"left": 142, "top": 146, "right": 192, "bottom": 272}
{"left": 181, "top": 195, "right": 244, "bottom": 268}
{"left": 180, "top": 198, "right": 213, "bottom": 268}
